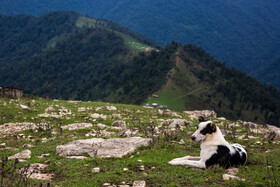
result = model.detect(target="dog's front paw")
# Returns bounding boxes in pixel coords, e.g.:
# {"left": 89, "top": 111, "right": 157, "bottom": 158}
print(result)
{"left": 168, "top": 156, "right": 191, "bottom": 165}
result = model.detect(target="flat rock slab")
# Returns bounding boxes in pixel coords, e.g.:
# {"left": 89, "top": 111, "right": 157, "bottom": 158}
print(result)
{"left": 56, "top": 137, "right": 152, "bottom": 158}
{"left": 0, "top": 123, "right": 36, "bottom": 136}
{"left": 61, "top": 123, "right": 93, "bottom": 131}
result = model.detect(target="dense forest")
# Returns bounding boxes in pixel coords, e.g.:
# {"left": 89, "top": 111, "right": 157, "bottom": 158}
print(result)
{"left": 176, "top": 43, "right": 280, "bottom": 125}
{"left": 0, "top": 12, "right": 280, "bottom": 126}
{"left": 1, "top": 0, "right": 280, "bottom": 89}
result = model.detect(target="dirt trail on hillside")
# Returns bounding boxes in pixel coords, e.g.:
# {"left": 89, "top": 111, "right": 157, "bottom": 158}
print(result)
{"left": 169, "top": 87, "right": 203, "bottom": 101}
{"left": 164, "top": 56, "right": 182, "bottom": 92}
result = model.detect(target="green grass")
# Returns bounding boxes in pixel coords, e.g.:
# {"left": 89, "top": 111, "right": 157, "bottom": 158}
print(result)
{"left": 0, "top": 95, "right": 279, "bottom": 186}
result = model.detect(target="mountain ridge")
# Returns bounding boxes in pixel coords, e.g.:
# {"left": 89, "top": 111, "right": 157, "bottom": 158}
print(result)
{"left": 0, "top": 12, "right": 280, "bottom": 126}
{"left": 1, "top": 0, "right": 279, "bottom": 88}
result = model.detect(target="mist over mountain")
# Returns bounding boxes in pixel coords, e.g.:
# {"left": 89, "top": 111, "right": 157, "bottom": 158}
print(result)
{"left": 1, "top": 0, "right": 280, "bottom": 89}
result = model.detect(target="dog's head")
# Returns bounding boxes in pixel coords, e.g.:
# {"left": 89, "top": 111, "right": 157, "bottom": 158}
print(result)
{"left": 191, "top": 121, "right": 216, "bottom": 141}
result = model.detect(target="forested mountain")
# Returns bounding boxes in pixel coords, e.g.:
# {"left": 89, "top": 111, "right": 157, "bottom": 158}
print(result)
{"left": 0, "top": 12, "right": 280, "bottom": 126}
{"left": 0, "top": 0, "right": 280, "bottom": 89}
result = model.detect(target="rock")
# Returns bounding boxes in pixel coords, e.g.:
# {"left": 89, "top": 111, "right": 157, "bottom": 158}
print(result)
{"left": 167, "top": 119, "right": 192, "bottom": 129}
{"left": 171, "top": 112, "right": 182, "bottom": 118}
{"left": 91, "top": 113, "right": 107, "bottom": 119}
{"left": 179, "top": 139, "right": 185, "bottom": 145}
{"left": 95, "top": 107, "right": 103, "bottom": 111}
{"left": 106, "top": 106, "right": 117, "bottom": 111}
{"left": 111, "top": 113, "right": 122, "bottom": 119}
{"left": 42, "top": 138, "right": 48, "bottom": 143}
{"left": 222, "top": 174, "right": 242, "bottom": 181}
{"left": 160, "top": 119, "right": 192, "bottom": 135}
{"left": 0, "top": 142, "right": 6, "bottom": 147}
{"left": 85, "top": 129, "right": 115, "bottom": 137}
{"left": 243, "top": 121, "right": 258, "bottom": 129}
{"left": 132, "top": 180, "right": 146, "bottom": 187}
{"left": 56, "top": 137, "right": 152, "bottom": 158}
{"left": 45, "top": 106, "right": 55, "bottom": 113}
{"left": 123, "top": 168, "right": 129, "bottom": 171}
{"left": 9, "top": 150, "right": 31, "bottom": 160}
{"left": 78, "top": 107, "right": 86, "bottom": 112}
{"left": 20, "top": 104, "right": 29, "bottom": 110}
{"left": 18, "top": 163, "right": 53, "bottom": 181}
{"left": 226, "top": 168, "right": 239, "bottom": 175}
{"left": 22, "top": 144, "right": 34, "bottom": 148}
{"left": 97, "top": 123, "right": 107, "bottom": 129}
{"left": 0, "top": 122, "right": 37, "bottom": 135}
{"left": 112, "top": 120, "right": 126, "bottom": 129}
{"left": 36, "top": 153, "right": 50, "bottom": 159}
{"left": 222, "top": 168, "right": 244, "bottom": 181}
{"left": 117, "top": 129, "right": 139, "bottom": 137}
{"left": 217, "top": 117, "right": 227, "bottom": 120}
{"left": 267, "top": 125, "right": 280, "bottom": 141}
{"left": 138, "top": 165, "right": 145, "bottom": 171}
{"left": 92, "top": 167, "right": 100, "bottom": 173}
{"left": 255, "top": 141, "right": 263, "bottom": 145}
{"left": 183, "top": 110, "right": 217, "bottom": 120}
{"left": 61, "top": 123, "right": 93, "bottom": 131}
{"left": 65, "top": 156, "right": 88, "bottom": 160}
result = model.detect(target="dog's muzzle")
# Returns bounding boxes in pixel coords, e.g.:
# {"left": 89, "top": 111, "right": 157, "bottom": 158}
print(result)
{"left": 191, "top": 136, "right": 196, "bottom": 141}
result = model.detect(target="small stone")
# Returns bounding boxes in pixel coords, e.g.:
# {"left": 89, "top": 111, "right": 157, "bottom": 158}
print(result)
{"left": 255, "top": 141, "right": 263, "bottom": 145}
{"left": 132, "top": 180, "right": 146, "bottom": 187}
{"left": 9, "top": 149, "right": 31, "bottom": 160}
{"left": 138, "top": 165, "right": 145, "bottom": 171}
{"left": 138, "top": 159, "right": 142, "bottom": 162}
{"left": 92, "top": 167, "right": 100, "bottom": 173}
{"left": 123, "top": 168, "right": 129, "bottom": 171}
{"left": 42, "top": 138, "right": 47, "bottom": 143}
{"left": 179, "top": 139, "right": 185, "bottom": 145}
{"left": 102, "top": 183, "right": 111, "bottom": 186}
{"left": 0, "top": 143, "right": 6, "bottom": 147}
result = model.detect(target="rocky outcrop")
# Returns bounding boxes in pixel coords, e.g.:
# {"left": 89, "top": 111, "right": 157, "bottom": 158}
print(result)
{"left": 61, "top": 123, "right": 93, "bottom": 131}
{"left": 91, "top": 113, "right": 107, "bottom": 119}
{"left": 112, "top": 120, "right": 127, "bottom": 129}
{"left": 160, "top": 119, "right": 192, "bottom": 135}
{"left": 183, "top": 110, "right": 217, "bottom": 120}
{"left": 18, "top": 163, "right": 54, "bottom": 181}
{"left": 9, "top": 150, "right": 31, "bottom": 160}
{"left": 0, "top": 123, "right": 36, "bottom": 135}
{"left": 56, "top": 137, "right": 152, "bottom": 158}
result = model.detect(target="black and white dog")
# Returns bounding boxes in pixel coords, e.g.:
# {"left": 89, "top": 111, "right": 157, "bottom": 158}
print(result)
{"left": 168, "top": 120, "right": 247, "bottom": 169}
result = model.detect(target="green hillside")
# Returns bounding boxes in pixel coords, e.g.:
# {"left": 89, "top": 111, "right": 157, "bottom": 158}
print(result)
{"left": 145, "top": 43, "right": 280, "bottom": 126}
{"left": 1, "top": 0, "right": 280, "bottom": 89}
{"left": 1, "top": 12, "right": 280, "bottom": 126}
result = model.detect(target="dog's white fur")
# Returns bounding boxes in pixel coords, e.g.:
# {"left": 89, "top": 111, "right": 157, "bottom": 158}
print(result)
{"left": 168, "top": 121, "right": 247, "bottom": 169}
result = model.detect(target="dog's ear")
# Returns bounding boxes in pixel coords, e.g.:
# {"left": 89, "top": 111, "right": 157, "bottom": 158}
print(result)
{"left": 209, "top": 122, "right": 216, "bottom": 132}
{"left": 198, "top": 116, "right": 205, "bottom": 122}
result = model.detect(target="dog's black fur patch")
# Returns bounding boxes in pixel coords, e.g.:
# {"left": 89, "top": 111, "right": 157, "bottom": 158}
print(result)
{"left": 205, "top": 145, "right": 246, "bottom": 168}
{"left": 200, "top": 123, "right": 216, "bottom": 135}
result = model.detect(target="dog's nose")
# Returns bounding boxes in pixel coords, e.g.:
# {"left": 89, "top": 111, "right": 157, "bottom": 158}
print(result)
{"left": 191, "top": 136, "right": 196, "bottom": 141}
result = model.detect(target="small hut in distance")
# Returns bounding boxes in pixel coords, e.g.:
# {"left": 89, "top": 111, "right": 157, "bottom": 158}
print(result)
{"left": 0, "top": 86, "right": 23, "bottom": 98}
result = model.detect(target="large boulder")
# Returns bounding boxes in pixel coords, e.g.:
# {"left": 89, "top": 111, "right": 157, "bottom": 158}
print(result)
{"left": 263, "top": 125, "right": 280, "bottom": 141}
{"left": 56, "top": 137, "right": 152, "bottom": 158}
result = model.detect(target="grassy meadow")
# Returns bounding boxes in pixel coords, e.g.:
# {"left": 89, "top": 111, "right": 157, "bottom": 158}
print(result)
{"left": 0, "top": 95, "right": 279, "bottom": 186}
